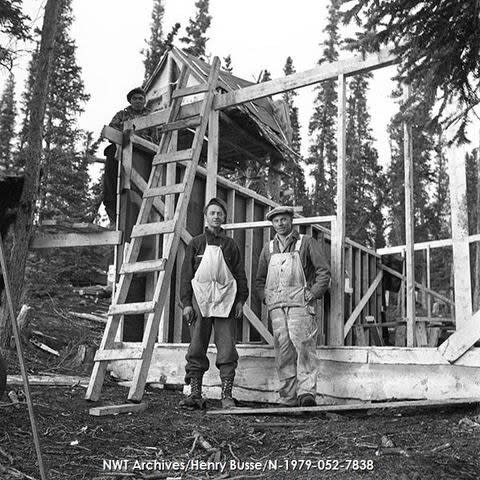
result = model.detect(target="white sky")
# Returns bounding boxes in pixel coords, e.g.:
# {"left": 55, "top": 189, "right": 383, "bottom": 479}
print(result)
{"left": 2, "top": 0, "right": 479, "bottom": 183}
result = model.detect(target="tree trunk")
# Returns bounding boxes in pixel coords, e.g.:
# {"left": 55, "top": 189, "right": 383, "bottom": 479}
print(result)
{"left": 0, "top": 0, "right": 62, "bottom": 350}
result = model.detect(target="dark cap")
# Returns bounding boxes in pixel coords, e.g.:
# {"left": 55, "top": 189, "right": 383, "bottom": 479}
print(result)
{"left": 266, "top": 206, "right": 294, "bottom": 221}
{"left": 127, "top": 87, "right": 146, "bottom": 103}
{"left": 204, "top": 197, "right": 228, "bottom": 216}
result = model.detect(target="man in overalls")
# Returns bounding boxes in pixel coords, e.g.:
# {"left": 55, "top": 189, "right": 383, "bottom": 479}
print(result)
{"left": 255, "top": 207, "right": 330, "bottom": 407}
{"left": 179, "top": 198, "right": 249, "bottom": 409}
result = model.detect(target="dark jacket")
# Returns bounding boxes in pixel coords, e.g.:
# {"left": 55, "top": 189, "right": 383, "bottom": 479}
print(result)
{"left": 255, "top": 229, "right": 331, "bottom": 301}
{"left": 180, "top": 228, "right": 249, "bottom": 308}
{"left": 109, "top": 105, "right": 157, "bottom": 142}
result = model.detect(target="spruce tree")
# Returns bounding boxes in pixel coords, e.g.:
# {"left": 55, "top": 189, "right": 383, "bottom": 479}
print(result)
{"left": 260, "top": 69, "right": 272, "bottom": 83}
{"left": 143, "top": 0, "right": 166, "bottom": 82}
{"left": 0, "top": 0, "right": 30, "bottom": 69}
{"left": 180, "top": 0, "right": 211, "bottom": 59}
{"left": 282, "top": 56, "right": 308, "bottom": 210}
{"left": 223, "top": 54, "right": 233, "bottom": 73}
{"left": 20, "top": 0, "right": 91, "bottom": 221}
{"left": 307, "top": 0, "right": 341, "bottom": 215}
{"left": 385, "top": 83, "right": 435, "bottom": 247}
{"left": 0, "top": 73, "right": 17, "bottom": 173}
{"left": 142, "top": 0, "right": 181, "bottom": 82}
{"left": 345, "top": 73, "right": 385, "bottom": 247}
{"left": 343, "top": 0, "right": 480, "bottom": 143}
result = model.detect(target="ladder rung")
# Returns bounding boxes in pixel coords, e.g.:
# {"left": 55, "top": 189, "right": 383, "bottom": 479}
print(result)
{"left": 109, "top": 301, "right": 156, "bottom": 316}
{"left": 94, "top": 348, "right": 144, "bottom": 362}
{"left": 172, "top": 83, "right": 209, "bottom": 99}
{"left": 153, "top": 148, "right": 193, "bottom": 166}
{"left": 143, "top": 183, "right": 185, "bottom": 199}
{"left": 120, "top": 258, "right": 166, "bottom": 274}
{"left": 131, "top": 219, "right": 175, "bottom": 238}
{"left": 159, "top": 116, "right": 201, "bottom": 133}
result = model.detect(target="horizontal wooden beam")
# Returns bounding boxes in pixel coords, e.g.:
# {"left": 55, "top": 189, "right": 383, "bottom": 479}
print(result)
{"left": 124, "top": 101, "right": 202, "bottom": 132}
{"left": 208, "top": 397, "right": 480, "bottom": 415}
{"left": 32, "top": 231, "right": 122, "bottom": 249}
{"left": 223, "top": 215, "right": 335, "bottom": 230}
{"left": 214, "top": 49, "right": 397, "bottom": 110}
{"left": 380, "top": 264, "right": 454, "bottom": 307}
{"left": 102, "top": 125, "right": 122, "bottom": 144}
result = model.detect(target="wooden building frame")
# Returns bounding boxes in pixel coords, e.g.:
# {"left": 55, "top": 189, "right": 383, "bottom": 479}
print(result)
{"left": 34, "top": 47, "right": 480, "bottom": 405}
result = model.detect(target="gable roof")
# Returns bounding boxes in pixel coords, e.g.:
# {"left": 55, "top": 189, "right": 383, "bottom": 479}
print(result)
{"left": 144, "top": 46, "right": 297, "bottom": 165}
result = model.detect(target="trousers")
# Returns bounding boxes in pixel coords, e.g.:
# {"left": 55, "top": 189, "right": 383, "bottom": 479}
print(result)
{"left": 185, "top": 304, "right": 238, "bottom": 383}
{"left": 270, "top": 306, "right": 318, "bottom": 405}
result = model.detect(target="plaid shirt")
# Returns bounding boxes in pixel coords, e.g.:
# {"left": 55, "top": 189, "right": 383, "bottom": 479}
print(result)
{"left": 109, "top": 106, "right": 157, "bottom": 142}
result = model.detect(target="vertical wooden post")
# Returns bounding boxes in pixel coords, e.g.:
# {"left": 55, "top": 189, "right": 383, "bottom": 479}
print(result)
{"left": 331, "top": 74, "right": 346, "bottom": 346}
{"left": 206, "top": 109, "right": 219, "bottom": 201}
{"left": 448, "top": 144, "right": 472, "bottom": 327}
{"left": 403, "top": 86, "right": 415, "bottom": 347}
{"left": 426, "top": 245, "right": 432, "bottom": 319}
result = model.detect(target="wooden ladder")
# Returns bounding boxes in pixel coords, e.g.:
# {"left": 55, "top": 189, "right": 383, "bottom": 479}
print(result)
{"left": 85, "top": 57, "right": 221, "bottom": 407}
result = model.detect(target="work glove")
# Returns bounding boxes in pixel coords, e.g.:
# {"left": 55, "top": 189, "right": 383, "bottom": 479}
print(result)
{"left": 122, "top": 128, "right": 133, "bottom": 148}
{"left": 183, "top": 306, "right": 196, "bottom": 326}
{"left": 234, "top": 302, "right": 244, "bottom": 320}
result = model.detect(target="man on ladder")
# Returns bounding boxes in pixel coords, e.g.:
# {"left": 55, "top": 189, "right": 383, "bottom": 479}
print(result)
{"left": 179, "top": 198, "right": 248, "bottom": 409}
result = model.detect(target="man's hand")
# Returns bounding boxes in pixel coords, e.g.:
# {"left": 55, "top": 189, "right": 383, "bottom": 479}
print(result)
{"left": 304, "top": 289, "right": 315, "bottom": 303}
{"left": 183, "top": 306, "right": 196, "bottom": 326}
{"left": 234, "top": 302, "right": 244, "bottom": 319}
{"left": 122, "top": 128, "right": 133, "bottom": 148}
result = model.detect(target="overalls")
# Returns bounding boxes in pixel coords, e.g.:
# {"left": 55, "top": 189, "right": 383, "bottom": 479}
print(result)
{"left": 265, "top": 235, "right": 318, "bottom": 405}
{"left": 185, "top": 241, "right": 238, "bottom": 383}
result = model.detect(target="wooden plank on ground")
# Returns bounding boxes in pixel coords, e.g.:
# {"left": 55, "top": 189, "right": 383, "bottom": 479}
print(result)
{"left": 438, "top": 310, "right": 480, "bottom": 363}
{"left": 208, "top": 397, "right": 480, "bottom": 416}
{"left": 89, "top": 403, "right": 148, "bottom": 416}
{"left": 7, "top": 375, "right": 89, "bottom": 387}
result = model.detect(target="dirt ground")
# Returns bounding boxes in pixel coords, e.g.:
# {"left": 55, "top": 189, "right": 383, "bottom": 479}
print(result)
{"left": 1, "top": 287, "right": 480, "bottom": 480}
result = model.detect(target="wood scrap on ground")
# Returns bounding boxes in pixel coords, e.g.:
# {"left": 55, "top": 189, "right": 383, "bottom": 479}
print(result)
{"left": 69, "top": 311, "right": 107, "bottom": 324}
{"left": 208, "top": 397, "right": 480, "bottom": 415}
{"left": 7, "top": 374, "right": 89, "bottom": 387}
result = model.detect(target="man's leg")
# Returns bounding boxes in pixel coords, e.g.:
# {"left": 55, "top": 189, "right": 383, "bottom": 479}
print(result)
{"left": 288, "top": 306, "right": 319, "bottom": 405}
{"left": 270, "top": 307, "right": 297, "bottom": 406}
{"left": 103, "top": 143, "right": 118, "bottom": 224}
{"left": 213, "top": 317, "right": 238, "bottom": 407}
{"left": 185, "top": 312, "right": 212, "bottom": 384}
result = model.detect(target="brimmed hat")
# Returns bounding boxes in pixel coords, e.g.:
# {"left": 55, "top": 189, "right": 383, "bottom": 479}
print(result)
{"left": 127, "top": 87, "right": 146, "bottom": 102}
{"left": 266, "top": 206, "right": 294, "bottom": 221}
{"left": 204, "top": 197, "right": 228, "bottom": 216}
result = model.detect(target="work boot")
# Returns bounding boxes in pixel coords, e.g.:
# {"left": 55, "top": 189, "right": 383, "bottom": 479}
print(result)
{"left": 221, "top": 377, "right": 235, "bottom": 409}
{"left": 179, "top": 376, "right": 206, "bottom": 409}
{"left": 297, "top": 393, "right": 317, "bottom": 407}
